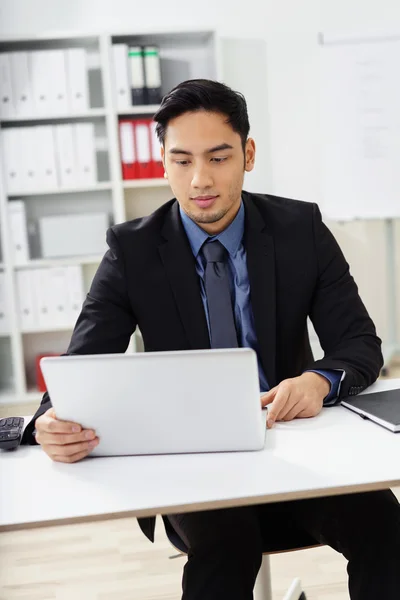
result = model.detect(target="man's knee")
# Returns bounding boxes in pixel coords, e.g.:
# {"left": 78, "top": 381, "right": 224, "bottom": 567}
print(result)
{"left": 166, "top": 506, "right": 263, "bottom": 558}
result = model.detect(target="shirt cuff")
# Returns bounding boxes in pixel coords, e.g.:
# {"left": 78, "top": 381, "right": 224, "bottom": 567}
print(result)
{"left": 306, "top": 369, "right": 345, "bottom": 406}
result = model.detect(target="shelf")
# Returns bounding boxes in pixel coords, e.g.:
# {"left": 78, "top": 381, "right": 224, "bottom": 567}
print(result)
{"left": 0, "top": 108, "right": 107, "bottom": 124}
{"left": 118, "top": 105, "right": 160, "bottom": 116}
{"left": 0, "top": 389, "right": 18, "bottom": 405}
{"left": 8, "top": 182, "right": 112, "bottom": 198}
{"left": 25, "top": 390, "right": 44, "bottom": 404}
{"left": 22, "top": 325, "right": 74, "bottom": 335}
{"left": 123, "top": 178, "right": 169, "bottom": 189}
{"left": 14, "top": 255, "right": 103, "bottom": 270}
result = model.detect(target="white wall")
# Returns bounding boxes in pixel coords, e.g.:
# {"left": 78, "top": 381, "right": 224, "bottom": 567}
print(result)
{"left": 1, "top": 0, "right": 400, "bottom": 350}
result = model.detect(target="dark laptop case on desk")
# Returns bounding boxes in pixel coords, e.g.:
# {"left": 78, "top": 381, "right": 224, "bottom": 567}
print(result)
{"left": 341, "top": 389, "right": 400, "bottom": 433}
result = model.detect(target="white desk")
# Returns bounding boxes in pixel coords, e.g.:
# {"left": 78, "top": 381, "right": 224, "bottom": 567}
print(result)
{"left": 1, "top": 378, "right": 400, "bottom": 532}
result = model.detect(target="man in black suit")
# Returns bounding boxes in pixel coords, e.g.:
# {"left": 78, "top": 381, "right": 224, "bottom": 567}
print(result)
{"left": 23, "top": 79, "right": 400, "bottom": 599}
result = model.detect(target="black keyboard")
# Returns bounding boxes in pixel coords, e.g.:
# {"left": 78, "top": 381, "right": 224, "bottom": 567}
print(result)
{"left": 0, "top": 417, "right": 25, "bottom": 450}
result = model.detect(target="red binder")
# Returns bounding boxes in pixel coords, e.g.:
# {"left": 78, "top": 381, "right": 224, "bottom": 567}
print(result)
{"left": 119, "top": 120, "right": 138, "bottom": 179}
{"left": 149, "top": 120, "right": 164, "bottom": 178}
{"left": 36, "top": 353, "right": 59, "bottom": 392}
{"left": 133, "top": 119, "right": 152, "bottom": 179}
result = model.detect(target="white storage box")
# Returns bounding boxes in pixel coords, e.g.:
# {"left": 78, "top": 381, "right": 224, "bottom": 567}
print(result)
{"left": 39, "top": 212, "right": 109, "bottom": 258}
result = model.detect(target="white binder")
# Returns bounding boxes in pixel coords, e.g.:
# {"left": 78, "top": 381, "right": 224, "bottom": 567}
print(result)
{"left": 66, "top": 48, "right": 89, "bottom": 112}
{"left": 47, "top": 267, "right": 71, "bottom": 328}
{"left": 31, "top": 50, "right": 69, "bottom": 116}
{"left": 33, "top": 268, "right": 53, "bottom": 330}
{"left": 16, "top": 270, "right": 37, "bottom": 330}
{"left": 0, "top": 272, "right": 10, "bottom": 335}
{"left": 8, "top": 200, "right": 29, "bottom": 265}
{"left": 34, "top": 126, "right": 58, "bottom": 189}
{"left": 66, "top": 265, "right": 85, "bottom": 323}
{"left": 10, "top": 52, "right": 34, "bottom": 118}
{"left": 20, "top": 127, "right": 39, "bottom": 191}
{"left": 54, "top": 124, "right": 77, "bottom": 188}
{"left": 30, "top": 51, "right": 51, "bottom": 116}
{"left": 73, "top": 123, "right": 97, "bottom": 185}
{"left": 112, "top": 44, "right": 130, "bottom": 109}
{"left": 1, "top": 128, "right": 26, "bottom": 193}
{"left": 0, "top": 53, "right": 15, "bottom": 119}
{"left": 39, "top": 212, "right": 108, "bottom": 258}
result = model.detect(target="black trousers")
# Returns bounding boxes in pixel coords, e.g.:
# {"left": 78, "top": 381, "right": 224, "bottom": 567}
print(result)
{"left": 166, "top": 489, "right": 400, "bottom": 600}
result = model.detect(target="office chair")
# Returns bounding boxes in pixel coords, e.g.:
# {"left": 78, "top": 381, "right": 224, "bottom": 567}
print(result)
{"left": 165, "top": 517, "right": 321, "bottom": 600}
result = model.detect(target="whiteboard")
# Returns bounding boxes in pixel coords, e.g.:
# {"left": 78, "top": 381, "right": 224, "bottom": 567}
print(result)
{"left": 320, "top": 34, "right": 400, "bottom": 220}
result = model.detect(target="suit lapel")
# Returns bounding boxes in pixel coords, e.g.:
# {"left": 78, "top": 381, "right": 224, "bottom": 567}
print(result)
{"left": 243, "top": 194, "right": 277, "bottom": 388}
{"left": 159, "top": 202, "right": 210, "bottom": 350}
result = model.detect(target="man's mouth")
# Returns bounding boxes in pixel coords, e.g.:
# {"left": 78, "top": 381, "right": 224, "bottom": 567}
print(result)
{"left": 191, "top": 195, "right": 219, "bottom": 208}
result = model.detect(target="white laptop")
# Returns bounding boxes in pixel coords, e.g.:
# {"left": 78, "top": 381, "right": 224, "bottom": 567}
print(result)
{"left": 40, "top": 348, "right": 267, "bottom": 457}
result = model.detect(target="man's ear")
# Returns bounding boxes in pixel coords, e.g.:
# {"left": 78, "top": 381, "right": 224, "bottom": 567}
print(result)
{"left": 245, "top": 138, "right": 256, "bottom": 172}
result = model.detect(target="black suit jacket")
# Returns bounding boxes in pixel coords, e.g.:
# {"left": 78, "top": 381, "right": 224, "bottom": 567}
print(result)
{"left": 22, "top": 191, "right": 383, "bottom": 542}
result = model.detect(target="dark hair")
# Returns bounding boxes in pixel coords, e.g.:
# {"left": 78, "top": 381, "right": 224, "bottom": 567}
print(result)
{"left": 154, "top": 79, "right": 250, "bottom": 151}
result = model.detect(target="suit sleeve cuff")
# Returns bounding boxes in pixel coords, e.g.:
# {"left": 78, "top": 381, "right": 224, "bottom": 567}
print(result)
{"left": 305, "top": 369, "right": 345, "bottom": 406}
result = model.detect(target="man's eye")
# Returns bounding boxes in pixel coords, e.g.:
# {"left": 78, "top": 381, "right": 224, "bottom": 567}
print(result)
{"left": 211, "top": 157, "right": 227, "bottom": 163}
{"left": 176, "top": 160, "right": 190, "bottom": 166}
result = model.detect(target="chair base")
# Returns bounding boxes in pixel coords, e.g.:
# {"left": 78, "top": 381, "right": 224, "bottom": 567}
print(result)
{"left": 254, "top": 555, "right": 306, "bottom": 600}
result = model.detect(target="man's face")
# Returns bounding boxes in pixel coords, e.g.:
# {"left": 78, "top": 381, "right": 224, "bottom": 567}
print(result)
{"left": 161, "top": 110, "right": 255, "bottom": 235}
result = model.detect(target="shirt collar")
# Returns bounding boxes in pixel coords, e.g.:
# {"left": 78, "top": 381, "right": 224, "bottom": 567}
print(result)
{"left": 179, "top": 200, "right": 245, "bottom": 258}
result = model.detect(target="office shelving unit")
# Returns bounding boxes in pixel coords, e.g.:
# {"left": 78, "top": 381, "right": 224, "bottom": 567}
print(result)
{"left": 0, "top": 29, "right": 220, "bottom": 404}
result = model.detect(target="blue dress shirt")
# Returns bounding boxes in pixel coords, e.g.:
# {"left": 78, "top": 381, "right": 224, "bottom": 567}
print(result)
{"left": 179, "top": 201, "right": 342, "bottom": 404}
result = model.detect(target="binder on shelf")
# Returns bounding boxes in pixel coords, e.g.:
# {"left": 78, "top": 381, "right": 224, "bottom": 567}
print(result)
{"left": 149, "top": 120, "right": 164, "bottom": 178}
{"left": 1, "top": 128, "right": 26, "bottom": 193}
{"left": 10, "top": 52, "right": 34, "bottom": 118}
{"left": 54, "top": 124, "right": 77, "bottom": 188}
{"left": 0, "top": 53, "right": 15, "bottom": 119}
{"left": 31, "top": 50, "right": 69, "bottom": 116}
{"left": 8, "top": 200, "right": 29, "bottom": 265}
{"left": 39, "top": 212, "right": 108, "bottom": 258}
{"left": 46, "top": 267, "right": 71, "bottom": 328}
{"left": 36, "top": 353, "right": 59, "bottom": 392}
{"left": 119, "top": 120, "right": 137, "bottom": 179}
{"left": 0, "top": 272, "right": 10, "bottom": 335}
{"left": 20, "top": 127, "right": 39, "bottom": 190}
{"left": 30, "top": 50, "right": 51, "bottom": 116}
{"left": 66, "top": 265, "right": 85, "bottom": 323}
{"left": 128, "top": 46, "right": 146, "bottom": 105}
{"left": 66, "top": 48, "right": 89, "bottom": 112}
{"left": 112, "top": 44, "right": 130, "bottom": 110}
{"left": 34, "top": 126, "right": 58, "bottom": 189}
{"left": 73, "top": 123, "right": 97, "bottom": 185}
{"left": 16, "top": 270, "right": 37, "bottom": 330}
{"left": 143, "top": 46, "right": 162, "bottom": 104}
{"left": 134, "top": 119, "right": 152, "bottom": 178}
{"left": 33, "top": 268, "right": 54, "bottom": 330}
{"left": 49, "top": 50, "right": 69, "bottom": 115}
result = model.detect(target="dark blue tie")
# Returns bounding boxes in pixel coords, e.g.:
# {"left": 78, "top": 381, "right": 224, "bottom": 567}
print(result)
{"left": 202, "top": 240, "right": 238, "bottom": 349}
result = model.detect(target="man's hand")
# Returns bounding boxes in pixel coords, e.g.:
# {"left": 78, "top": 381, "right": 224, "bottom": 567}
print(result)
{"left": 261, "top": 372, "right": 330, "bottom": 428}
{"left": 35, "top": 408, "right": 99, "bottom": 463}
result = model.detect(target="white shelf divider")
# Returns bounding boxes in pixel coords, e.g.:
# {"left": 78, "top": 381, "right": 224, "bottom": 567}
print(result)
{"left": 123, "top": 178, "right": 169, "bottom": 189}
{"left": 117, "top": 105, "right": 160, "bottom": 115}
{"left": 14, "top": 255, "right": 104, "bottom": 270}
{"left": 21, "top": 325, "right": 74, "bottom": 335}
{"left": 0, "top": 389, "right": 20, "bottom": 405}
{"left": 7, "top": 182, "right": 112, "bottom": 198}
{"left": 0, "top": 108, "right": 107, "bottom": 124}
{"left": 25, "top": 390, "right": 45, "bottom": 404}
